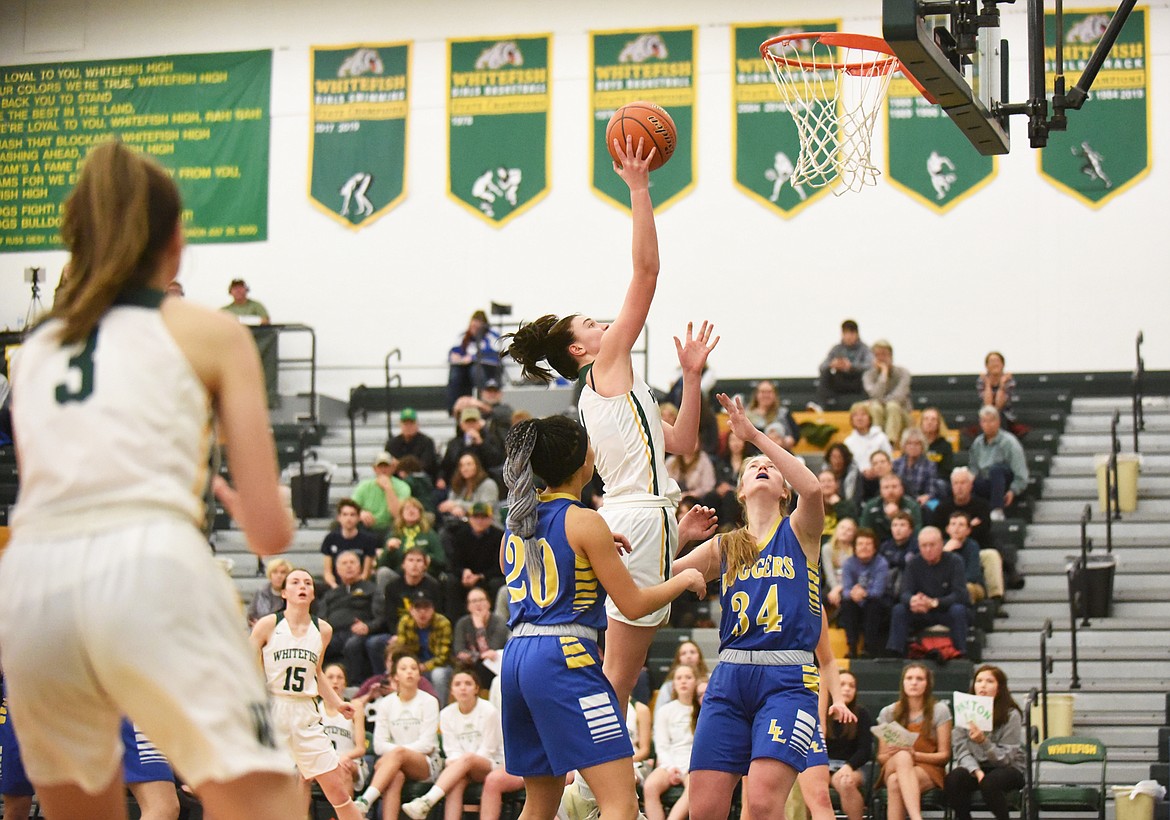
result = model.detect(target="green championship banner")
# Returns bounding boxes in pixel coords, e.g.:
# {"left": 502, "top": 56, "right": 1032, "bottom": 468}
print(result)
{"left": 591, "top": 27, "right": 696, "bottom": 212}
{"left": 732, "top": 21, "right": 838, "bottom": 217}
{"left": 1039, "top": 7, "right": 1149, "bottom": 207}
{"left": 310, "top": 43, "right": 410, "bottom": 229}
{"left": 0, "top": 50, "right": 270, "bottom": 251}
{"left": 886, "top": 69, "right": 996, "bottom": 213}
{"left": 447, "top": 34, "right": 550, "bottom": 227}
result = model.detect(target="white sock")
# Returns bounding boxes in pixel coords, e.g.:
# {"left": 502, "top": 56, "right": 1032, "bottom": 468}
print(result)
{"left": 359, "top": 786, "right": 382, "bottom": 805}
{"left": 423, "top": 785, "right": 446, "bottom": 804}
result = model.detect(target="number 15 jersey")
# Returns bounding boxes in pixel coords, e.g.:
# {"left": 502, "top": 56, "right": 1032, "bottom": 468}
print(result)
{"left": 263, "top": 613, "right": 322, "bottom": 699}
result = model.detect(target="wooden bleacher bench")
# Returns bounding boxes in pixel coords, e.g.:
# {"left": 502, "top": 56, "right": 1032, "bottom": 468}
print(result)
{"left": 788, "top": 410, "right": 961, "bottom": 456}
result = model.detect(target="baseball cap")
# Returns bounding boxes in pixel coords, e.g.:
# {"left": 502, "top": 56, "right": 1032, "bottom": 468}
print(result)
{"left": 400, "top": 407, "right": 418, "bottom": 422}
{"left": 482, "top": 378, "right": 501, "bottom": 390}
{"left": 410, "top": 590, "right": 434, "bottom": 608}
{"left": 373, "top": 451, "right": 394, "bottom": 466}
{"left": 459, "top": 407, "right": 483, "bottom": 423}
{"left": 469, "top": 502, "right": 493, "bottom": 518}
{"left": 229, "top": 278, "right": 247, "bottom": 289}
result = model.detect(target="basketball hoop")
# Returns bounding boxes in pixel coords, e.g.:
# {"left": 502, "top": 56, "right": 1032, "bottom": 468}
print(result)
{"left": 760, "top": 32, "right": 918, "bottom": 194}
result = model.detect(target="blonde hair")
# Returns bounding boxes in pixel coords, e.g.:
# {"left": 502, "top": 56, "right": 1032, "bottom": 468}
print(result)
{"left": 720, "top": 456, "right": 790, "bottom": 587}
{"left": 265, "top": 558, "right": 293, "bottom": 582}
{"left": 53, "top": 141, "right": 181, "bottom": 344}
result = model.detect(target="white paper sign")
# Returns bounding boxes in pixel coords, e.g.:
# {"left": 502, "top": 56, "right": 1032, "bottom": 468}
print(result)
{"left": 871, "top": 722, "right": 919, "bottom": 747}
{"left": 953, "top": 691, "right": 994, "bottom": 732}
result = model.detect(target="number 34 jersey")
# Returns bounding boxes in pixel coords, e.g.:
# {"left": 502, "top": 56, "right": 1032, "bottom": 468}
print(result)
{"left": 264, "top": 613, "right": 322, "bottom": 699}
{"left": 10, "top": 292, "right": 212, "bottom": 538}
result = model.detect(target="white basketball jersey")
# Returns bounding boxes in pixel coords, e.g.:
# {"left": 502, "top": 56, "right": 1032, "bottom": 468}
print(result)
{"left": 577, "top": 366, "right": 680, "bottom": 505}
{"left": 320, "top": 707, "right": 357, "bottom": 756}
{"left": 10, "top": 292, "right": 211, "bottom": 538}
{"left": 263, "top": 614, "right": 322, "bottom": 699}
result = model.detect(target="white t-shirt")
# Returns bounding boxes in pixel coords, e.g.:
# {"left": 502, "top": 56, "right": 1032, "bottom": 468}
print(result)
{"left": 652, "top": 698, "right": 695, "bottom": 772}
{"left": 439, "top": 698, "right": 502, "bottom": 766}
{"left": 373, "top": 690, "right": 440, "bottom": 756}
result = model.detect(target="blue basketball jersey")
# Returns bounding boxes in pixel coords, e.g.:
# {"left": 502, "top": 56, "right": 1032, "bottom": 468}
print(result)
{"left": 503, "top": 494, "right": 607, "bottom": 631}
{"left": 717, "top": 517, "right": 821, "bottom": 654}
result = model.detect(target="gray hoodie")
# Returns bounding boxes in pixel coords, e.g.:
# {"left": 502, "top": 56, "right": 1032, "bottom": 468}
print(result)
{"left": 952, "top": 709, "right": 1025, "bottom": 774}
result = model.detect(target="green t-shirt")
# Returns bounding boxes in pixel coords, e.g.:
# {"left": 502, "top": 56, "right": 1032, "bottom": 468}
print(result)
{"left": 351, "top": 475, "right": 412, "bottom": 531}
{"left": 220, "top": 299, "right": 270, "bottom": 321}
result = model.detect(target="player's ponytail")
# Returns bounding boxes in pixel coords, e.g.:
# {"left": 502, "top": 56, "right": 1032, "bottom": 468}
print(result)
{"left": 504, "top": 314, "right": 580, "bottom": 384}
{"left": 53, "top": 140, "right": 181, "bottom": 345}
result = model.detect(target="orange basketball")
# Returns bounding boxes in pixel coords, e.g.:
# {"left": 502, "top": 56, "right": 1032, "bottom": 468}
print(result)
{"left": 605, "top": 102, "right": 677, "bottom": 171}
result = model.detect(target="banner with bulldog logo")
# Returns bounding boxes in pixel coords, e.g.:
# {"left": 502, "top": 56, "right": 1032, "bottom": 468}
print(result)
{"left": 590, "top": 27, "right": 696, "bottom": 213}
{"left": 447, "top": 34, "right": 551, "bottom": 227}
{"left": 1039, "top": 6, "right": 1149, "bottom": 207}
{"left": 731, "top": 21, "right": 838, "bottom": 218}
{"left": 309, "top": 43, "right": 410, "bottom": 229}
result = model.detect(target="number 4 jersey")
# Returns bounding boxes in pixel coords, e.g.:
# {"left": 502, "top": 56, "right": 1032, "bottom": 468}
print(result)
{"left": 9, "top": 289, "right": 212, "bottom": 538}
{"left": 263, "top": 612, "right": 322, "bottom": 698}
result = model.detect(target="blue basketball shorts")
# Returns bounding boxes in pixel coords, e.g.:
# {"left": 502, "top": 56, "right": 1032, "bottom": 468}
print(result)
{"left": 501, "top": 636, "right": 633, "bottom": 777}
{"left": 0, "top": 691, "right": 34, "bottom": 797}
{"left": 690, "top": 661, "right": 820, "bottom": 775}
{"left": 120, "top": 720, "right": 174, "bottom": 784}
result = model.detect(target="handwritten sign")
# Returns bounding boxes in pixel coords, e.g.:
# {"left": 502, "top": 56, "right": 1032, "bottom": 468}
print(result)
{"left": 871, "top": 722, "right": 919, "bottom": 747}
{"left": 953, "top": 691, "right": 994, "bottom": 732}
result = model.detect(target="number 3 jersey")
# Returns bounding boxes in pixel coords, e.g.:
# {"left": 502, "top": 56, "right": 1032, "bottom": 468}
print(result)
{"left": 9, "top": 291, "right": 212, "bottom": 538}
{"left": 718, "top": 517, "right": 821, "bottom": 654}
{"left": 503, "top": 494, "right": 607, "bottom": 632}
{"left": 264, "top": 612, "right": 322, "bottom": 698}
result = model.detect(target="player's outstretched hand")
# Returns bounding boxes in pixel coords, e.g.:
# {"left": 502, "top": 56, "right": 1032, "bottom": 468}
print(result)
{"left": 717, "top": 393, "right": 758, "bottom": 445}
{"left": 678, "top": 504, "right": 718, "bottom": 544}
{"left": 613, "top": 134, "right": 655, "bottom": 189}
{"left": 674, "top": 321, "right": 720, "bottom": 375}
{"left": 679, "top": 567, "right": 708, "bottom": 599}
{"left": 829, "top": 702, "right": 857, "bottom": 725}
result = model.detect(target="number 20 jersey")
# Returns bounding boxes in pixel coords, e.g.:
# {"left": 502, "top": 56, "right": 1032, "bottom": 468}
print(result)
{"left": 718, "top": 517, "right": 821, "bottom": 654}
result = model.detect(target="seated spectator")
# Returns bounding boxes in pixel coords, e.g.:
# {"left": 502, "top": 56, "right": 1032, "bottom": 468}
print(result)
{"left": 322, "top": 498, "right": 380, "bottom": 587}
{"left": 320, "top": 663, "right": 371, "bottom": 796}
{"left": 860, "top": 474, "right": 922, "bottom": 546}
{"left": 827, "top": 670, "right": 874, "bottom": 820}
{"left": 666, "top": 447, "right": 716, "bottom": 499}
{"left": 843, "top": 403, "right": 892, "bottom": 483}
{"left": 863, "top": 339, "right": 913, "bottom": 445}
{"left": 439, "top": 407, "right": 504, "bottom": 488}
{"left": 875, "top": 663, "right": 953, "bottom": 818}
{"left": 318, "top": 550, "right": 380, "bottom": 683}
{"left": 946, "top": 511, "right": 1003, "bottom": 605}
{"left": 352, "top": 452, "right": 412, "bottom": 540}
{"left": 861, "top": 449, "right": 894, "bottom": 501}
{"left": 764, "top": 420, "right": 799, "bottom": 455}
{"left": 355, "top": 653, "right": 442, "bottom": 816}
{"left": 654, "top": 639, "right": 711, "bottom": 707}
{"left": 819, "top": 469, "right": 860, "bottom": 541}
{"left": 402, "top": 669, "right": 504, "bottom": 820}
{"left": 837, "top": 527, "right": 891, "bottom": 658}
{"left": 644, "top": 664, "right": 699, "bottom": 820}
{"left": 893, "top": 428, "right": 945, "bottom": 507}
{"left": 711, "top": 430, "right": 750, "bottom": 528}
{"left": 446, "top": 503, "right": 506, "bottom": 615}
{"left": 395, "top": 455, "right": 438, "bottom": 514}
{"left": 368, "top": 547, "right": 445, "bottom": 671}
{"left": 821, "top": 517, "right": 857, "bottom": 611}
{"left": 969, "top": 406, "right": 1029, "bottom": 521}
{"left": 977, "top": 352, "right": 1021, "bottom": 433}
{"left": 220, "top": 277, "right": 269, "bottom": 324}
{"left": 396, "top": 591, "right": 454, "bottom": 705}
{"left": 817, "top": 319, "right": 874, "bottom": 407}
{"left": 377, "top": 498, "right": 446, "bottom": 589}
{"left": 879, "top": 511, "right": 921, "bottom": 583}
{"left": 886, "top": 527, "right": 970, "bottom": 658}
{"left": 825, "top": 442, "right": 864, "bottom": 504}
{"left": 920, "top": 407, "right": 955, "bottom": 478}
{"left": 452, "top": 587, "right": 509, "bottom": 690}
{"left": 747, "top": 380, "right": 798, "bottom": 449}
{"left": 353, "top": 642, "right": 438, "bottom": 704}
{"left": 446, "top": 309, "right": 502, "bottom": 413}
{"left": 247, "top": 558, "right": 291, "bottom": 625}
{"left": 387, "top": 407, "right": 439, "bottom": 482}
{"left": 437, "top": 452, "right": 500, "bottom": 523}
{"left": 933, "top": 466, "right": 1023, "bottom": 592}
{"left": 944, "top": 665, "right": 1025, "bottom": 820}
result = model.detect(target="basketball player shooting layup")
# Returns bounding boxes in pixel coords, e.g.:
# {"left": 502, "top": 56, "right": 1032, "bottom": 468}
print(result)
{"left": 505, "top": 135, "right": 719, "bottom": 715}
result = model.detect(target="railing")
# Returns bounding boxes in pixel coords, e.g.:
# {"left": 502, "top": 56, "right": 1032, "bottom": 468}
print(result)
{"left": 1039, "top": 619, "right": 1055, "bottom": 739}
{"left": 267, "top": 323, "right": 318, "bottom": 424}
{"left": 384, "top": 348, "right": 403, "bottom": 440}
{"left": 1024, "top": 688, "right": 1039, "bottom": 820}
{"left": 1105, "top": 410, "right": 1121, "bottom": 552}
{"left": 1133, "top": 330, "right": 1145, "bottom": 453}
{"left": 1073, "top": 504, "right": 1092, "bottom": 644}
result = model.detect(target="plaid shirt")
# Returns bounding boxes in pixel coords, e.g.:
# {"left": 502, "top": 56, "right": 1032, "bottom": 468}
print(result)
{"left": 893, "top": 455, "right": 945, "bottom": 499}
{"left": 396, "top": 611, "right": 453, "bottom": 672}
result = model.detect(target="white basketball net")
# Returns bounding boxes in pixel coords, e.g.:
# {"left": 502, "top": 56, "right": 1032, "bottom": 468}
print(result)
{"left": 761, "top": 35, "right": 899, "bottom": 194}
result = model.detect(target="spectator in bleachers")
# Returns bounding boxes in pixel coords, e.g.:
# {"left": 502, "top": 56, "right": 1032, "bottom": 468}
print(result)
{"left": 863, "top": 340, "right": 913, "bottom": 446}
{"left": 712, "top": 430, "right": 750, "bottom": 526}
{"left": 860, "top": 474, "right": 922, "bottom": 546}
{"left": 885, "top": 527, "right": 969, "bottom": 658}
{"left": 318, "top": 550, "right": 380, "bottom": 684}
{"left": 439, "top": 407, "right": 505, "bottom": 488}
{"left": 322, "top": 498, "right": 381, "bottom": 588}
{"left": 893, "top": 428, "right": 945, "bottom": 507}
{"left": 402, "top": 669, "right": 503, "bottom": 820}
{"left": 875, "top": 663, "right": 952, "bottom": 819}
{"left": 746, "top": 380, "right": 799, "bottom": 448}
{"left": 879, "top": 512, "right": 921, "bottom": 585}
{"left": 844, "top": 403, "right": 893, "bottom": 485}
{"left": 837, "top": 527, "right": 890, "bottom": 659}
{"left": 643, "top": 664, "right": 699, "bottom": 820}
{"left": 666, "top": 447, "right": 716, "bottom": 499}
{"left": 438, "top": 452, "right": 500, "bottom": 522}
{"left": 919, "top": 407, "right": 954, "bottom": 478}
{"left": 247, "top": 558, "right": 292, "bottom": 625}
{"left": 817, "top": 319, "right": 874, "bottom": 407}
{"left": 819, "top": 469, "right": 860, "bottom": 541}
{"left": 826, "top": 670, "right": 874, "bottom": 820}
{"left": 977, "top": 352, "right": 1018, "bottom": 432}
{"left": 394, "top": 455, "right": 437, "bottom": 514}
{"left": 321, "top": 663, "right": 371, "bottom": 797}
{"left": 654, "top": 639, "right": 711, "bottom": 706}
{"left": 446, "top": 310, "right": 503, "bottom": 413}
{"left": 821, "top": 517, "right": 858, "bottom": 611}
{"left": 943, "top": 665, "right": 1025, "bottom": 820}
{"left": 368, "top": 547, "right": 444, "bottom": 670}
{"left": 352, "top": 452, "right": 412, "bottom": 540}
{"left": 862, "top": 450, "right": 894, "bottom": 501}
{"left": 387, "top": 408, "right": 440, "bottom": 483}
{"left": 355, "top": 653, "right": 442, "bottom": 816}
{"left": 395, "top": 592, "right": 454, "bottom": 705}
{"left": 946, "top": 512, "right": 1003, "bottom": 605}
{"left": 932, "top": 467, "right": 1024, "bottom": 591}
{"left": 825, "top": 442, "right": 864, "bottom": 504}
{"left": 462, "top": 377, "right": 515, "bottom": 442}
{"left": 453, "top": 586, "right": 509, "bottom": 690}
{"left": 943, "top": 512, "right": 986, "bottom": 603}
{"left": 377, "top": 497, "right": 445, "bottom": 587}
{"left": 968, "top": 406, "right": 1029, "bottom": 521}
{"left": 446, "top": 503, "right": 506, "bottom": 615}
